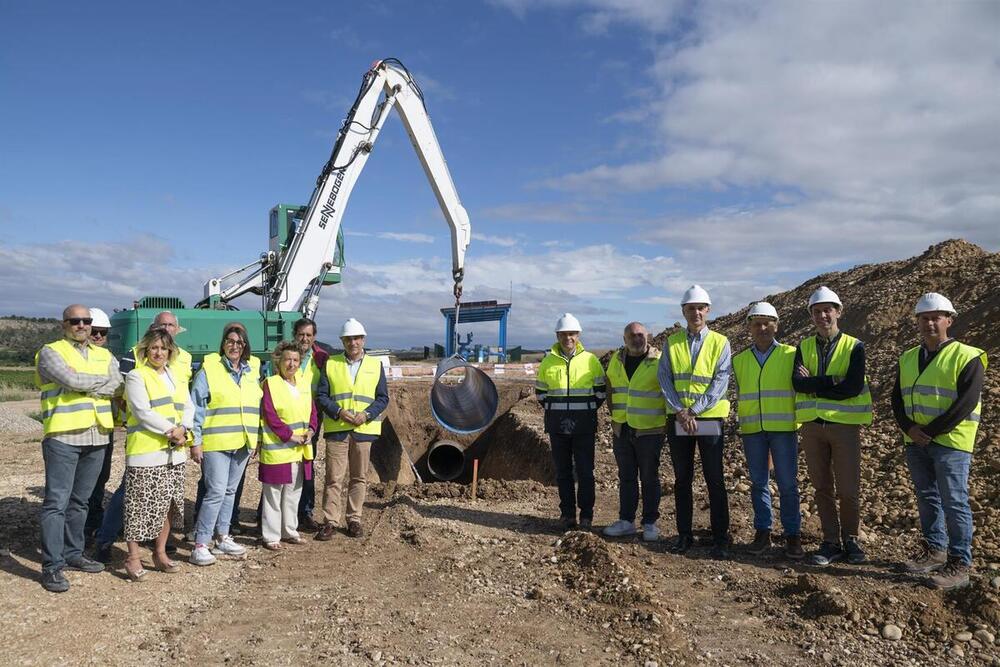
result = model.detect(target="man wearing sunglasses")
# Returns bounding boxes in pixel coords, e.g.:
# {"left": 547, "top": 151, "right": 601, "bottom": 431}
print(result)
{"left": 35, "top": 305, "right": 122, "bottom": 592}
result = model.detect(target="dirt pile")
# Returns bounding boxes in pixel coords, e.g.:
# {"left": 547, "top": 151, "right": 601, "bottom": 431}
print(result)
{"left": 652, "top": 239, "right": 1000, "bottom": 564}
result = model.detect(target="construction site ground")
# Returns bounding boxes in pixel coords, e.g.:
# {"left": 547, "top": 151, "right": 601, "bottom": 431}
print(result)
{"left": 1, "top": 376, "right": 998, "bottom": 667}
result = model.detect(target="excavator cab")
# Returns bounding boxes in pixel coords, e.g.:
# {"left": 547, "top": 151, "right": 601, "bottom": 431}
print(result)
{"left": 269, "top": 204, "right": 344, "bottom": 285}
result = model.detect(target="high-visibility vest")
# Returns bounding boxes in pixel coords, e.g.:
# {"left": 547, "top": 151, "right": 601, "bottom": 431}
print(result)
{"left": 134, "top": 345, "right": 192, "bottom": 388}
{"left": 125, "top": 364, "right": 189, "bottom": 456}
{"left": 535, "top": 343, "right": 606, "bottom": 408}
{"left": 199, "top": 355, "right": 262, "bottom": 451}
{"left": 260, "top": 375, "right": 314, "bottom": 465}
{"left": 794, "top": 334, "right": 872, "bottom": 425}
{"left": 35, "top": 339, "right": 115, "bottom": 436}
{"left": 733, "top": 343, "right": 798, "bottom": 434}
{"left": 297, "top": 351, "right": 322, "bottom": 392}
{"left": 899, "top": 342, "right": 986, "bottom": 453}
{"left": 665, "top": 330, "right": 731, "bottom": 418}
{"left": 606, "top": 347, "right": 666, "bottom": 434}
{"left": 322, "top": 354, "right": 384, "bottom": 436}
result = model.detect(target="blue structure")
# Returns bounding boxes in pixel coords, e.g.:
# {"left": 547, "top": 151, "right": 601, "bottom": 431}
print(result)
{"left": 441, "top": 300, "right": 511, "bottom": 360}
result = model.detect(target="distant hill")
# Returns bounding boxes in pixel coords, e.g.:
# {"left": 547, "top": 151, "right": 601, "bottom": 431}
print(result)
{"left": 0, "top": 316, "right": 63, "bottom": 365}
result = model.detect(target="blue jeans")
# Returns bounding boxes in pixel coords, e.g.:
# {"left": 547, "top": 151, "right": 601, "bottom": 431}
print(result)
{"left": 905, "top": 443, "right": 973, "bottom": 565}
{"left": 40, "top": 438, "right": 106, "bottom": 572}
{"left": 612, "top": 426, "right": 663, "bottom": 525}
{"left": 741, "top": 431, "right": 800, "bottom": 535}
{"left": 194, "top": 448, "right": 250, "bottom": 544}
{"left": 85, "top": 435, "right": 114, "bottom": 533}
{"left": 95, "top": 474, "right": 126, "bottom": 547}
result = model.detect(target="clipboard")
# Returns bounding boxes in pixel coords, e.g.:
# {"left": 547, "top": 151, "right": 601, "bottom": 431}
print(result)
{"left": 673, "top": 420, "right": 722, "bottom": 437}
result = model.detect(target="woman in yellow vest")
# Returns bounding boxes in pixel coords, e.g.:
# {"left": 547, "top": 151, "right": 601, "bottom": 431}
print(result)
{"left": 892, "top": 293, "right": 986, "bottom": 591}
{"left": 189, "top": 325, "right": 262, "bottom": 566}
{"left": 259, "top": 341, "right": 318, "bottom": 550}
{"left": 122, "top": 328, "right": 194, "bottom": 581}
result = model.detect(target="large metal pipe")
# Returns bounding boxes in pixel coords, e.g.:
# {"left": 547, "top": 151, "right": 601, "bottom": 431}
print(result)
{"left": 431, "top": 356, "right": 499, "bottom": 434}
{"left": 426, "top": 439, "right": 466, "bottom": 481}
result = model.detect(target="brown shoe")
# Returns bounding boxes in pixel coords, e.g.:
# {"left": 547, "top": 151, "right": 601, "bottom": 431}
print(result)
{"left": 900, "top": 539, "right": 947, "bottom": 574}
{"left": 784, "top": 535, "right": 805, "bottom": 560}
{"left": 927, "top": 556, "right": 971, "bottom": 590}
{"left": 314, "top": 523, "right": 336, "bottom": 541}
{"left": 747, "top": 529, "right": 772, "bottom": 556}
{"left": 347, "top": 520, "right": 363, "bottom": 538}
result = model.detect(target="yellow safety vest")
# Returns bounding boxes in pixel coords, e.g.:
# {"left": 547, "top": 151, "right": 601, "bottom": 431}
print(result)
{"left": 733, "top": 343, "right": 798, "bottom": 434}
{"left": 35, "top": 339, "right": 115, "bottom": 436}
{"left": 666, "top": 330, "right": 731, "bottom": 419}
{"left": 899, "top": 342, "right": 986, "bottom": 453}
{"left": 606, "top": 347, "right": 666, "bottom": 435}
{"left": 322, "top": 354, "right": 384, "bottom": 436}
{"left": 260, "top": 375, "right": 314, "bottom": 465}
{"left": 794, "top": 334, "right": 872, "bottom": 425}
{"left": 199, "top": 354, "right": 262, "bottom": 451}
{"left": 535, "top": 343, "right": 606, "bottom": 406}
{"left": 297, "top": 351, "right": 322, "bottom": 392}
{"left": 125, "top": 364, "right": 189, "bottom": 456}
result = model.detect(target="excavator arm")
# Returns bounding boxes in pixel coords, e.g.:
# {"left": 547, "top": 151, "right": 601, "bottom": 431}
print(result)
{"left": 235, "top": 59, "right": 472, "bottom": 317}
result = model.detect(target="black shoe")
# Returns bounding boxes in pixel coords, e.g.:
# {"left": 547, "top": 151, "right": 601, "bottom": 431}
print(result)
{"left": 807, "top": 541, "right": 844, "bottom": 567}
{"left": 40, "top": 569, "right": 70, "bottom": 593}
{"left": 165, "top": 542, "right": 178, "bottom": 557}
{"left": 94, "top": 542, "right": 113, "bottom": 564}
{"left": 578, "top": 517, "right": 593, "bottom": 530}
{"left": 347, "top": 520, "right": 364, "bottom": 538}
{"left": 843, "top": 537, "right": 866, "bottom": 564}
{"left": 558, "top": 516, "right": 577, "bottom": 532}
{"left": 710, "top": 537, "right": 732, "bottom": 560}
{"left": 298, "top": 516, "right": 320, "bottom": 533}
{"left": 66, "top": 555, "right": 105, "bottom": 573}
{"left": 670, "top": 533, "right": 694, "bottom": 554}
{"left": 230, "top": 522, "right": 246, "bottom": 536}
{"left": 746, "top": 529, "right": 772, "bottom": 556}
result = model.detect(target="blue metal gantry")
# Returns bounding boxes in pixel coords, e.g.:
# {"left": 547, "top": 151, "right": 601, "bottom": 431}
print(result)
{"left": 441, "top": 300, "right": 511, "bottom": 360}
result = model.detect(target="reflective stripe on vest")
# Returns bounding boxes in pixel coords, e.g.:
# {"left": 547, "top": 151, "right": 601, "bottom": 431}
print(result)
{"left": 200, "top": 355, "right": 263, "bottom": 451}
{"left": 260, "top": 375, "right": 315, "bottom": 464}
{"left": 125, "top": 364, "right": 188, "bottom": 456}
{"left": 322, "top": 354, "right": 384, "bottom": 436}
{"left": 35, "top": 339, "right": 114, "bottom": 435}
{"left": 536, "top": 343, "right": 605, "bottom": 412}
{"left": 899, "top": 342, "right": 986, "bottom": 453}
{"left": 666, "top": 330, "right": 731, "bottom": 419}
{"left": 606, "top": 348, "right": 666, "bottom": 433}
{"left": 794, "top": 334, "right": 872, "bottom": 425}
{"left": 733, "top": 343, "right": 798, "bottom": 434}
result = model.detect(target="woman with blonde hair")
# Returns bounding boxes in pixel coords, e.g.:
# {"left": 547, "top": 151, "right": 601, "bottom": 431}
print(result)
{"left": 259, "top": 340, "right": 317, "bottom": 550}
{"left": 122, "top": 328, "right": 194, "bottom": 580}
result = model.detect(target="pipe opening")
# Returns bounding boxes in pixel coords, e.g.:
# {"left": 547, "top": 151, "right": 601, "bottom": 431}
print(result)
{"left": 426, "top": 440, "right": 466, "bottom": 481}
{"left": 430, "top": 357, "right": 499, "bottom": 434}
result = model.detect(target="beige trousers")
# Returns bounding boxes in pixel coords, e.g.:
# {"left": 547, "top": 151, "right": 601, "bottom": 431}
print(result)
{"left": 800, "top": 422, "right": 862, "bottom": 544}
{"left": 320, "top": 434, "right": 371, "bottom": 526}
{"left": 260, "top": 462, "right": 304, "bottom": 544}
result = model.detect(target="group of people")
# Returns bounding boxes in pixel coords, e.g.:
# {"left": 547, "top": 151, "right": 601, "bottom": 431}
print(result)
{"left": 35, "top": 308, "right": 388, "bottom": 592}
{"left": 535, "top": 286, "right": 985, "bottom": 592}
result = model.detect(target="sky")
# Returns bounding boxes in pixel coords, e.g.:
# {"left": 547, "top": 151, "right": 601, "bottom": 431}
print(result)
{"left": 2, "top": 1, "right": 999, "bottom": 350}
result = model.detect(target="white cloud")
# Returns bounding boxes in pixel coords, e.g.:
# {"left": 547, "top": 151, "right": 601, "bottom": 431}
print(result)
{"left": 376, "top": 232, "right": 435, "bottom": 243}
{"left": 474, "top": 233, "right": 519, "bottom": 247}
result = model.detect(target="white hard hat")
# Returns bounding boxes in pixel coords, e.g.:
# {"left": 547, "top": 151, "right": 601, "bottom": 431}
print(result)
{"left": 555, "top": 313, "right": 582, "bottom": 333}
{"left": 808, "top": 286, "right": 842, "bottom": 309}
{"left": 681, "top": 284, "right": 712, "bottom": 306}
{"left": 89, "top": 307, "right": 111, "bottom": 328}
{"left": 914, "top": 292, "right": 956, "bottom": 316}
{"left": 746, "top": 302, "right": 779, "bottom": 321}
{"left": 340, "top": 318, "right": 367, "bottom": 337}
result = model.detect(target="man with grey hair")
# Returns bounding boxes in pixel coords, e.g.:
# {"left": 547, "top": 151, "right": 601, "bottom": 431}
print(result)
{"left": 36, "top": 305, "right": 122, "bottom": 592}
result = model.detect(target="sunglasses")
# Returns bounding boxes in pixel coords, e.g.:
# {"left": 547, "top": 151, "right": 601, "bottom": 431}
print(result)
{"left": 91, "top": 328, "right": 109, "bottom": 337}
{"left": 65, "top": 318, "right": 93, "bottom": 326}
{"left": 223, "top": 339, "right": 246, "bottom": 346}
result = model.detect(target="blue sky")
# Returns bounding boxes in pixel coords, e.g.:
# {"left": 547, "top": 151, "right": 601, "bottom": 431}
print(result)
{"left": 3, "top": 1, "right": 999, "bottom": 349}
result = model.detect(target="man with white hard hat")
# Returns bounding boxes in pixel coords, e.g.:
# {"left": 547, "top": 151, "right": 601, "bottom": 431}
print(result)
{"left": 315, "top": 318, "right": 389, "bottom": 541}
{"left": 83, "top": 308, "right": 118, "bottom": 538}
{"left": 732, "top": 302, "right": 803, "bottom": 559}
{"left": 536, "top": 313, "right": 607, "bottom": 531}
{"left": 657, "top": 285, "right": 733, "bottom": 559}
{"left": 892, "top": 293, "right": 986, "bottom": 590}
{"left": 793, "top": 286, "right": 872, "bottom": 568}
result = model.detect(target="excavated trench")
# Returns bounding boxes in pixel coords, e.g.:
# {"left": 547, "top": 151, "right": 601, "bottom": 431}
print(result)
{"left": 368, "top": 379, "right": 555, "bottom": 486}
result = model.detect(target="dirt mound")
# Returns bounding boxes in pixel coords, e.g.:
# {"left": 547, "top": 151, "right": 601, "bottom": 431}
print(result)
{"left": 554, "top": 531, "right": 652, "bottom": 606}
{"left": 377, "top": 478, "right": 549, "bottom": 503}
{"left": 651, "top": 239, "right": 1000, "bottom": 565}
{"left": 949, "top": 577, "right": 1000, "bottom": 626}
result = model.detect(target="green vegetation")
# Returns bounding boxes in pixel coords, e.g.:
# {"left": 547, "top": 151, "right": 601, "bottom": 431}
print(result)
{"left": 0, "top": 368, "right": 36, "bottom": 402}
{"left": 0, "top": 315, "right": 62, "bottom": 365}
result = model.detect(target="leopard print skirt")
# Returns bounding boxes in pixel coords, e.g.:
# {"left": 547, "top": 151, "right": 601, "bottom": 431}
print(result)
{"left": 123, "top": 462, "right": 185, "bottom": 542}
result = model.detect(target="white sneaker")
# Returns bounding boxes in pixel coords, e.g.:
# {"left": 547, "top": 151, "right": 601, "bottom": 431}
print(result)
{"left": 189, "top": 544, "right": 217, "bottom": 566}
{"left": 211, "top": 535, "right": 246, "bottom": 557}
{"left": 602, "top": 520, "right": 638, "bottom": 538}
{"left": 642, "top": 523, "right": 661, "bottom": 542}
